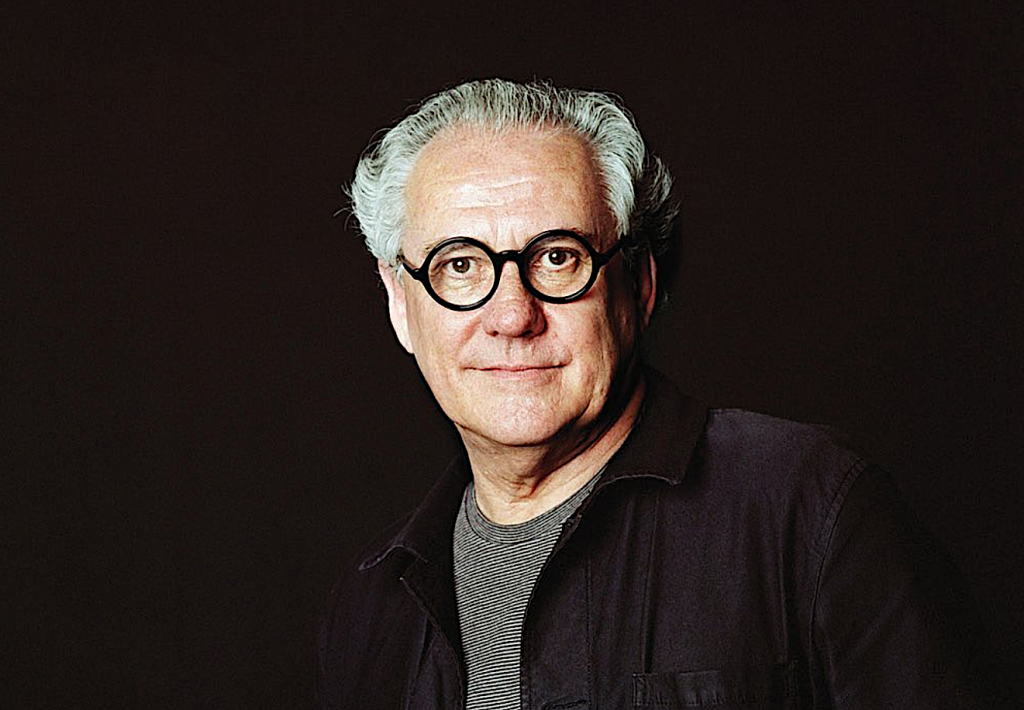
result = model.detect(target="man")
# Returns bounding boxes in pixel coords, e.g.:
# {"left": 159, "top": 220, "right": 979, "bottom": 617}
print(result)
{"left": 318, "top": 79, "right": 1006, "bottom": 708}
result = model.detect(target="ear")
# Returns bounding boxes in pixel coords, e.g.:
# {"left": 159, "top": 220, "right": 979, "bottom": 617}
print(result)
{"left": 378, "top": 260, "right": 414, "bottom": 354}
{"left": 636, "top": 249, "right": 658, "bottom": 328}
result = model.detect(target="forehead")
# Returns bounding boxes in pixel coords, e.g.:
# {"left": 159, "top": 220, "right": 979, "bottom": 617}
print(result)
{"left": 403, "top": 126, "right": 610, "bottom": 253}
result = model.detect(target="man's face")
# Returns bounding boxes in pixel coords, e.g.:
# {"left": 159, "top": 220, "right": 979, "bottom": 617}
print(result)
{"left": 380, "top": 126, "right": 655, "bottom": 452}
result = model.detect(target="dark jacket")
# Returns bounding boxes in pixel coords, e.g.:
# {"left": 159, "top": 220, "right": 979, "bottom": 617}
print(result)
{"left": 318, "top": 372, "right": 1005, "bottom": 708}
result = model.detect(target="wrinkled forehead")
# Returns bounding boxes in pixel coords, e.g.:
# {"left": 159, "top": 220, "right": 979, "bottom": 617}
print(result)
{"left": 402, "top": 125, "right": 613, "bottom": 253}
{"left": 415, "top": 122, "right": 593, "bottom": 171}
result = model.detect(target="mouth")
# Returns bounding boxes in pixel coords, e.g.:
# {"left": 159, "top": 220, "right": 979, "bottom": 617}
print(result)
{"left": 475, "top": 364, "right": 561, "bottom": 372}
{"left": 471, "top": 364, "right": 563, "bottom": 378}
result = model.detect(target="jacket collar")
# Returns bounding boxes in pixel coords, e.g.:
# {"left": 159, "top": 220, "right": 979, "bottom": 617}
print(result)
{"left": 593, "top": 368, "right": 707, "bottom": 490}
{"left": 359, "top": 368, "right": 707, "bottom": 571}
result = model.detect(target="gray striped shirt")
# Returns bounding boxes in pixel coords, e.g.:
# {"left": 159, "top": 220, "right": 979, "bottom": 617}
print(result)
{"left": 453, "top": 474, "right": 601, "bottom": 710}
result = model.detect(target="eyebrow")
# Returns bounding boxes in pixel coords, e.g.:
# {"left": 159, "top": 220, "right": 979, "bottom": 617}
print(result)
{"left": 412, "top": 228, "right": 597, "bottom": 258}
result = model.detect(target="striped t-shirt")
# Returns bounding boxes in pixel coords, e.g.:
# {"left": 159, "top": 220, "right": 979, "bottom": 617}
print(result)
{"left": 453, "top": 474, "right": 601, "bottom": 710}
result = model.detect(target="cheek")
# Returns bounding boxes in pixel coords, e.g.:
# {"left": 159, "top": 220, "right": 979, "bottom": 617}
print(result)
{"left": 557, "top": 301, "right": 632, "bottom": 377}
{"left": 405, "top": 295, "right": 467, "bottom": 371}
{"left": 404, "top": 294, "right": 437, "bottom": 356}
{"left": 596, "top": 266, "right": 639, "bottom": 328}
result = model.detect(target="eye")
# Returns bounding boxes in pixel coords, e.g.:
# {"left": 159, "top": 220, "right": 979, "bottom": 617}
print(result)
{"left": 433, "top": 252, "right": 488, "bottom": 282}
{"left": 450, "top": 257, "right": 473, "bottom": 274}
{"left": 444, "top": 256, "right": 475, "bottom": 274}
{"left": 537, "top": 247, "right": 580, "bottom": 269}
{"left": 544, "top": 249, "right": 569, "bottom": 266}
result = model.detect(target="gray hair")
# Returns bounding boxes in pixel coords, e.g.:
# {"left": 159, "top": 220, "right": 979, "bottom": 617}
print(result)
{"left": 348, "top": 78, "right": 677, "bottom": 276}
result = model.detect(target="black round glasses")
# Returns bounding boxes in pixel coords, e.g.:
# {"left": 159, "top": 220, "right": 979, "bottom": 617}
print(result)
{"left": 398, "top": 230, "right": 626, "bottom": 311}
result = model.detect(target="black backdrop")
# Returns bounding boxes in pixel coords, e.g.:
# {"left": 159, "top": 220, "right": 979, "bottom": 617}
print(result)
{"left": 6, "top": 1, "right": 1022, "bottom": 707}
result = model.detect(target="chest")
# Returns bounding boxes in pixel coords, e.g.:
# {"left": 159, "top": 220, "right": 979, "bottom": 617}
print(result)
{"left": 394, "top": 490, "right": 818, "bottom": 709}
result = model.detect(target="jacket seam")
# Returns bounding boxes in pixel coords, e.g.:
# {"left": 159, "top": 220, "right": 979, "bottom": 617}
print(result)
{"left": 808, "top": 457, "right": 868, "bottom": 658}
{"left": 586, "top": 549, "right": 594, "bottom": 710}
{"left": 638, "top": 487, "right": 659, "bottom": 673}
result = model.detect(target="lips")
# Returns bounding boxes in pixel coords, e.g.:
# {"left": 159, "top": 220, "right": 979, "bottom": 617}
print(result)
{"left": 468, "top": 364, "right": 564, "bottom": 381}
{"left": 474, "top": 364, "right": 561, "bottom": 371}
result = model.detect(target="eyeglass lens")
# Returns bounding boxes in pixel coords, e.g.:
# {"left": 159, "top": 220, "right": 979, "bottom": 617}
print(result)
{"left": 427, "top": 233, "right": 594, "bottom": 307}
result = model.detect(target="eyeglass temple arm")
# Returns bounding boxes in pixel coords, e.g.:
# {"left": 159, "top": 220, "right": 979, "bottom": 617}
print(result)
{"left": 594, "top": 236, "right": 628, "bottom": 266}
{"left": 396, "top": 256, "right": 430, "bottom": 283}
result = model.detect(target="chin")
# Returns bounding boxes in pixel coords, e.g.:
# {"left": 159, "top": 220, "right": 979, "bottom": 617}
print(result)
{"left": 467, "top": 423, "right": 570, "bottom": 449}
{"left": 458, "top": 400, "right": 581, "bottom": 448}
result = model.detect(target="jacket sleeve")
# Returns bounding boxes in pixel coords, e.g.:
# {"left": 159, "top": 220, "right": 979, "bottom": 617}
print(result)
{"left": 811, "top": 464, "right": 1014, "bottom": 708}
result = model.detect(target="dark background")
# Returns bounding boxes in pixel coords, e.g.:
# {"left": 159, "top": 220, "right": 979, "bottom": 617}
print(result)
{"left": 5, "top": 1, "right": 1021, "bottom": 707}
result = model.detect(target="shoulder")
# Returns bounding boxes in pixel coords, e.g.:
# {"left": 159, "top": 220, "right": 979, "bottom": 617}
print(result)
{"left": 704, "top": 408, "right": 860, "bottom": 471}
{"left": 627, "top": 371, "right": 867, "bottom": 515}
{"left": 660, "top": 408, "right": 873, "bottom": 559}
{"left": 699, "top": 408, "right": 866, "bottom": 497}
{"left": 321, "top": 510, "right": 416, "bottom": 619}
{"left": 319, "top": 455, "right": 469, "bottom": 632}
{"left": 317, "top": 511, "right": 426, "bottom": 693}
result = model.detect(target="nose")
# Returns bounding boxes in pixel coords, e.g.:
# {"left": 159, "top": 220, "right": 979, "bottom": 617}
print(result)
{"left": 481, "top": 261, "right": 547, "bottom": 338}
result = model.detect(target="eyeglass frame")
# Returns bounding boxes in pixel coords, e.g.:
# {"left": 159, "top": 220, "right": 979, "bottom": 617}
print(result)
{"left": 396, "top": 229, "right": 628, "bottom": 312}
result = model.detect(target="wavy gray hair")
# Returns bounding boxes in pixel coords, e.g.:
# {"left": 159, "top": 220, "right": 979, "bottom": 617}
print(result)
{"left": 348, "top": 78, "right": 677, "bottom": 277}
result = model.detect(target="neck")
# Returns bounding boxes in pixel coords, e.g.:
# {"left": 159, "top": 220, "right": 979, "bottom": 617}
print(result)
{"left": 460, "top": 373, "right": 646, "bottom": 525}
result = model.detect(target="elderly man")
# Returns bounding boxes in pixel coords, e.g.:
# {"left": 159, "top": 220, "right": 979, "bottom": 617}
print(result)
{"left": 318, "top": 79, "right": 1004, "bottom": 709}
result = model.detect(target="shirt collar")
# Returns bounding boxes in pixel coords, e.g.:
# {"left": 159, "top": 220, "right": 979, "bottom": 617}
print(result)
{"left": 359, "top": 368, "right": 707, "bottom": 571}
